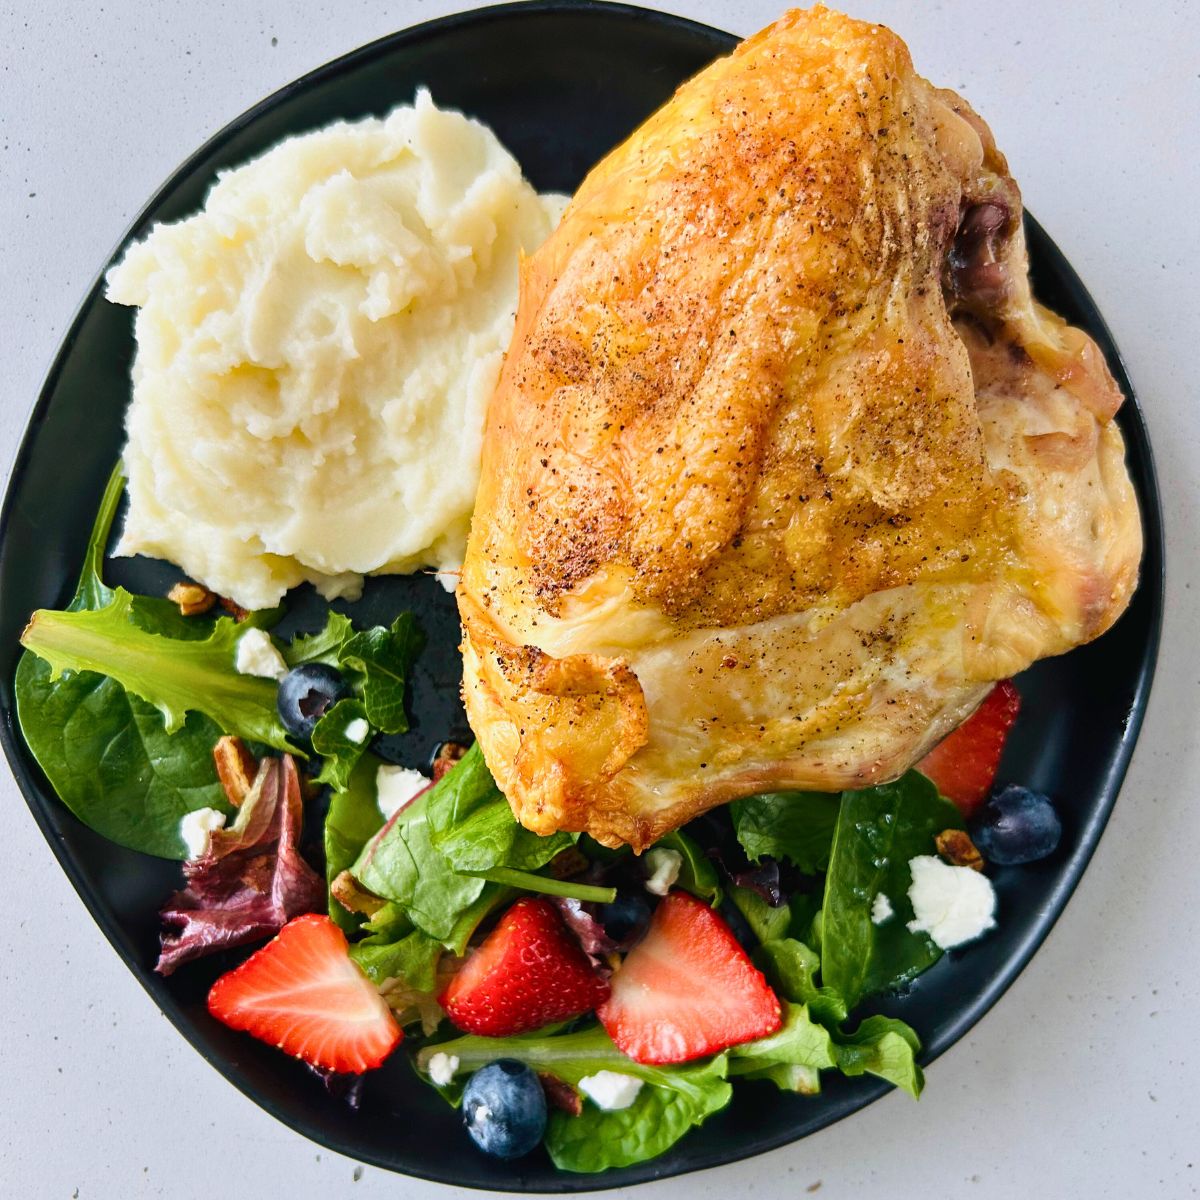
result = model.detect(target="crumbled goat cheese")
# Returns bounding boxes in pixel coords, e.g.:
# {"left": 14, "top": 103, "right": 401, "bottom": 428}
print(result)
{"left": 427, "top": 1052, "right": 460, "bottom": 1087}
{"left": 344, "top": 717, "right": 371, "bottom": 745}
{"left": 376, "top": 764, "right": 431, "bottom": 820}
{"left": 578, "top": 1071, "right": 644, "bottom": 1111}
{"left": 871, "top": 892, "right": 894, "bottom": 924}
{"left": 179, "top": 807, "right": 226, "bottom": 859}
{"left": 906, "top": 854, "right": 996, "bottom": 949}
{"left": 234, "top": 627, "right": 288, "bottom": 680}
{"left": 643, "top": 848, "right": 683, "bottom": 896}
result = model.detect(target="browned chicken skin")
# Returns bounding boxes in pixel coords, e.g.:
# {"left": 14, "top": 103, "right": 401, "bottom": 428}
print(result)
{"left": 458, "top": 7, "right": 1142, "bottom": 849}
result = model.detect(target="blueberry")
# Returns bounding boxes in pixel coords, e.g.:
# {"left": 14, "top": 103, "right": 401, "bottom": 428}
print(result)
{"left": 597, "top": 892, "right": 652, "bottom": 948}
{"left": 462, "top": 1060, "right": 547, "bottom": 1159}
{"left": 970, "top": 785, "right": 1062, "bottom": 865}
{"left": 276, "top": 663, "right": 350, "bottom": 739}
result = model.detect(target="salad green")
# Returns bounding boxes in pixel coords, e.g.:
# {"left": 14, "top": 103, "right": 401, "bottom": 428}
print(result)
{"left": 14, "top": 469, "right": 990, "bottom": 1174}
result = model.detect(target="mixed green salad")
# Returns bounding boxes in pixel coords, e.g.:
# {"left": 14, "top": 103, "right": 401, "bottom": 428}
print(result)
{"left": 15, "top": 466, "right": 1055, "bottom": 1174}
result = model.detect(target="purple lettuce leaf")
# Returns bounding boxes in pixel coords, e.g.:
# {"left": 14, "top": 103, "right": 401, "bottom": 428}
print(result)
{"left": 156, "top": 756, "right": 324, "bottom": 975}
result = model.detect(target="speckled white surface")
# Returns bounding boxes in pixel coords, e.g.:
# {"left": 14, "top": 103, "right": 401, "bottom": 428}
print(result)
{"left": 1, "top": 2, "right": 1197, "bottom": 1197}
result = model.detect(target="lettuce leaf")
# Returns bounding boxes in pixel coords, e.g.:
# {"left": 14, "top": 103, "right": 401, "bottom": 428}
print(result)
{"left": 311, "top": 698, "right": 370, "bottom": 791}
{"left": 831, "top": 1015, "right": 924, "bottom": 1098}
{"left": 415, "top": 1024, "right": 732, "bottom": 1173}
{"left": 21, "top": 588, "right": 296, "bottom": 753}
{"left": 337, "top": 614, "right": 422, "bottom": 734}
{"left": 15, "top": 469, "right": 231, "bottom": 858}
{"left": 156, "top": 756, "right": 323, "bottom": 973}
{"left": 726, "top": 1003, "right": 837, "bottom": 1094}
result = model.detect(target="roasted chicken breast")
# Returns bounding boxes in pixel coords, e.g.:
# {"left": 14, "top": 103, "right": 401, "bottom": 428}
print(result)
{"left": 458, "top": 6, "right": 1142, "bottom": 849}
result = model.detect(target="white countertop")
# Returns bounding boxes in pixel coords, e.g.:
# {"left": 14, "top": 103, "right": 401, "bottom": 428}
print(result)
{"left": 2, "top": 2, "right": 1197, "bottom": 1197}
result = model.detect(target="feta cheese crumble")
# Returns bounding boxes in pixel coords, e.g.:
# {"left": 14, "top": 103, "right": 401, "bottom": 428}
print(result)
{"left": 179, "top": 806, "right": 226, "bottom": 858}
{"left": 906, "top": 854, "right": 996, "bottom": 949}
{"left": 344, "top": 717, "right": 371, "bottom": 745}
{"left": 578, "top": 1071, "right": 644, "bottom": 1111}
{"left": 234, "top": 627, "right": 288, "bottom": 681}
{"left": 376, "top": 764, "right": 431, "bottom": 820}
{"left": 871, "top": 892, "right": 894, "bottom": 924}
{"left": 643, "top": 848, "right": 683, "bottom": 896}
{"left": 426, "top": 1052, "right": 460, "bottom": 1087}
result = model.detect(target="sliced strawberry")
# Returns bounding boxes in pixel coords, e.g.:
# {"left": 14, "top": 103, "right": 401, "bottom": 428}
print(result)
{"left": 598, "top": 891, "right": 781, "bottom": 1065}
{"left": 439, "top": 896, "right": 610, "bottom": 1037}
{"left": 918, "top": 680, "right": 1022, "bottom": 815}
{"left": 207, "top": 913, "right": 401, "bottom": 1074}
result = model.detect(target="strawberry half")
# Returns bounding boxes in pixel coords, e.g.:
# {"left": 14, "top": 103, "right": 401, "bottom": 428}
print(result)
{"left": 439, "top": 897, "right": 610, "bottom": 1037}
{"left": 598, "top": 891, "right": 781, "bottom": 1065}
{"left": 918, "top": 680, "right": 1021, "bottom": 815}
{"left": 207, "top": 913, "right": 401, "bottom": 1074}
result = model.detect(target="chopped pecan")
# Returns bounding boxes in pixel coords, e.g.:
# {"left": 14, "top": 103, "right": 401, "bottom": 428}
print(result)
{"left": 539, "top": 1074, "right": 583, "bottom": 1116}
{"left": 212, "top": 736, "right": 257, "bottom": 806}
{"left": 936, "top": 828, "right": 984, "bottom": 872}
{"left": 330, "top": 868, "right": 387, "bottom": 918}
{"left": 167, "top": 581, "right": 217, "bottom": 616}
{"left": 548, "top": 845, "right": 590, "bottom": 880}
{"left": 218, "top": 595, "right": 251, "bottom": 622}
{"left": 432, "top": 741, "right": 468, "bottom": 781}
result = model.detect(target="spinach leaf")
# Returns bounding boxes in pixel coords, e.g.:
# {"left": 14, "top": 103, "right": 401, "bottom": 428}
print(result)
{"left": 416, "top": 1024, "right": 732, "bottom": 1174}
{"left": 655, "top": 830, "right": 721, "bottom": 903}
{"left": 425, "top": 742, "right": 573, "bottom": 873}
{"left": 14, "top": 468, "right": 232, "bottom": 858}
{"left": 311, "top": 698, "right": 370, "bottom": 791}
{"left": 351, "top": 784, "right": 487, "bottom": 941}
{"left": 819, "top": 772, "right": 963, "bottom": 1008}
{"left": 323, "top": 754, "right": 385, "bottom": 932}
{"left": 338, "top": 613, "right": 422, "bottom": 734}
{"left": 729, "top": 790, "right": 841, "bottom": 873}
{"left": 14, "top": 659, "right": 230, "bottom": 858}
{"left": 832, "top": 1015, "right": 924, "bottom": 1098}
{"left": 352, "top": 747, "right": 612, "bottom": 938}
{"left": 755, "top": 938, "right": 847, "bottom": 1027}
{"left": 21, "top": 588, "right": 296, "bottom": 752}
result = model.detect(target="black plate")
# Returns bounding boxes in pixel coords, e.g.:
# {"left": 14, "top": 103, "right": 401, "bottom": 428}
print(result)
{"left": 0, "top": 1, "right": 1163, "bottom": 1191}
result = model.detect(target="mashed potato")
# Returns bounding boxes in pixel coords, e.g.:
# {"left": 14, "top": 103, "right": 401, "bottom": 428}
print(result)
{"left": 107, "top": 90, "right": 565, "bottom": 610}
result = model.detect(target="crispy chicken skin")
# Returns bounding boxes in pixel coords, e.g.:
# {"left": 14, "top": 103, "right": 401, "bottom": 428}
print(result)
{"left": 458, "top": 6, "right": 1142, "bottom": 849}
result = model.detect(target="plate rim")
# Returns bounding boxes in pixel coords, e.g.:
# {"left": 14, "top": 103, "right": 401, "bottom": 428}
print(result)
{"left": 0, "top": 0, "right": 1164, "bottom": 1191}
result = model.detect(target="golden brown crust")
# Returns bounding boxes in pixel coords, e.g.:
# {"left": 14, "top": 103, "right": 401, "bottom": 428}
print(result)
{"left": 459, "top": 6, "right": 1143, "bottom": 849}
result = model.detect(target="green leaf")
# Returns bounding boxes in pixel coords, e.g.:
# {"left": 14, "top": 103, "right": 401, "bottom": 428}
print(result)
{"left": 71, "top": 463, "right": 123, "bottom": 611}
{"left": 728, "top": 884, "right": 820, "bottom": 947}
{"left": 351, "top": 925, "right": 441, "bottom": 990}
{"left": 338, "top": 613, "right": 422, "bottom": 734}
{"left": 755, "top": 939, "right": 847, "bottom": 1027}
{"left": 547, "top": 1063, "right": 730, "bottom": 1173}
{"left": 831, "top": 1015, "right": 924, "bottom": 1098}
{"left": 729, "top": 790, "right": 841, "bottom": 873}
{"left": 820, "top": 772, "right": 963, "bottom": 1008}
{"left": 351, "top": 782, "right": 487, "bottom": 941}
{"left": 654, "top": 830, "right": 721, "bottom": 903}
{"left": 311, "top": 698, "right": 370, "bottom": 791}
{"left": 425, "top": 742, "right": 574, "bottom": 873}
{"left": 283, "top": 610, "right": 354, "bottom": 666}
{"left": 416, "top": 1023, "right": 732, "bottom": 1172}
{"left": 726, "top": 1003, "right": 837, "bottom": 1088}
{"left": 21, "top": 589, "right": 297, "bottom": 753}
{"left": 14, "top": 465, "right": 231, "bottom": 859}
{"left": 324, "top": 754, "right": 385, "bottom": 932}
{"left": 14, "top": 655, "right": 231, "bottom": 859}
